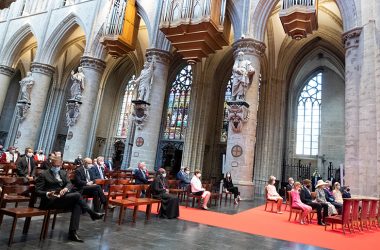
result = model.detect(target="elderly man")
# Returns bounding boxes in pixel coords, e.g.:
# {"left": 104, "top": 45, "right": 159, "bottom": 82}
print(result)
{"left": 134, "top": 162, "right": 150, "bottom": 184}
{"left": 91, "top": 156, "right": 106, "bottom": 180}
{"left": 286, "top": 177, "right": 295, "bottom": 191}
{"left": 36, "top": 156, "right": 104, "bottom": 242}
{"left": 75, "top": 157, "right": 106, "bottom": 212}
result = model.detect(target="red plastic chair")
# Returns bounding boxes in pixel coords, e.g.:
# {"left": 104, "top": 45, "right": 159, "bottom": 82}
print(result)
{"left": 360, "top": 199, "right": 370, "bottom": 230}
{"left": 368, "top": 199, "right": 379, "bottom": 229}
{"left": 324, "top": 199, "right": 353, "bottom": 234}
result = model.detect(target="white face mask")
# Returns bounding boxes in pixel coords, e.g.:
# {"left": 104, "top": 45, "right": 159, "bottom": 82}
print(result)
{"left": 27, "top": 153, "right": 33, "bottom": 158}
{"left": 162, "top": 173, "right": 167, "bottom": 178}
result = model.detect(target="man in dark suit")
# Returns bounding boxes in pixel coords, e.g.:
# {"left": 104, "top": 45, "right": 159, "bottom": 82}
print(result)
{"left": 134, "top": 162, "right": 150, "bottom": 184}
{"left": 35, "top": 156, "right": 104, "bottom": 242}
{"left": 75, "top": 157, "right": 106, "bottom": 212}
{"left": 300, "top": 179, "right": 328, "bottom": 226}
{"left": 176, "top": 167, "right": 191, "bottom": 188}
{"left": 16, "top": 147, "right": 36, "bottom": 183}
{"left": 285, "top": 177, "right": 294, "bottom": 191}
{"left": 90, "top": 156, "right": 106, "bottom": 180}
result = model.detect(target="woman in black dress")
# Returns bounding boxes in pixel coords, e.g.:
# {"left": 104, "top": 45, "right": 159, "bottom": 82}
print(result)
{"left": 223, "top": 172, "right": 241, "bottom": 204}
{"left": 151, "top": 168, "right": 179, "bottom": 219}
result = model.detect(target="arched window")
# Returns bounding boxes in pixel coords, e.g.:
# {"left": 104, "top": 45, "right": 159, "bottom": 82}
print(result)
{"left": 296, "top": 72, "right": 322, "bottom": 156}
{"left": 163, "top": 65, "right": 192, "bottom": 140}
{"left": 116, "top": 76, "right": 137, "bottom": 137}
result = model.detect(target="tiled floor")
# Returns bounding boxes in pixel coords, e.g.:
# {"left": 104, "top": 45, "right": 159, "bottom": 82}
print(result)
{"left": 0, "top": 197, "right": 325, "bottom": 250}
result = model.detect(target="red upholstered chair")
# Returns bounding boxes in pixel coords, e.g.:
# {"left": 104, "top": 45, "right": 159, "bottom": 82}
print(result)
{"left": 287, "top": 191, "right": 303, "bottom": 222}
{"left": 360, "top": 199, "right": 370, "bottom": 230}
{"left": 368, "top": 199, "right": 379, "bottom": 229}
{"left": 350, "top": 198, "right": 361, "bottom": 232}
{"left": 324, "top": 199, "right": 353, "bottom": 234}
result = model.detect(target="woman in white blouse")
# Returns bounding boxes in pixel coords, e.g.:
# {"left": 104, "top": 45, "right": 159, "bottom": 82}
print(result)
{"left": 190, "top": 169, "right": 211, "bottom": 210}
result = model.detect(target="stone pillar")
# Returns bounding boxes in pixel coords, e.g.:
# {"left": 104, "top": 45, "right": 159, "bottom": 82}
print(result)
{"left": 225, "top": 38, "right": 266, "bottom": 200}
{"left": 63, "top": 56, "right": 106, "bottom": 161}
{"left": 0, "top": 65, "right": 15, "bottom": 116}
{"left": 14, "top": 63, "right": 55, "bottom": 149}
{"left": 130, "top": 49, "right": 172, "bottom": 170}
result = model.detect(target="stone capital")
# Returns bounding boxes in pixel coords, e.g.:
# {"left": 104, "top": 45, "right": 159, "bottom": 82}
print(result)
{"left": 80, "top": 56, "right": 106, "bottom": 73}
{"left": 232, "top": 38, "right": 266, "bottom": 58}
{"left": 145, "top": 48, "right": 172, "bottom": 65}
{"left": 342, "top": 27, "right": 362, "bottom": 49}
{"left": 31, "top": 62, "right": 55, "bottom": 76}
{"left": 0, "top": 65, "right": 15, "bottom": 77}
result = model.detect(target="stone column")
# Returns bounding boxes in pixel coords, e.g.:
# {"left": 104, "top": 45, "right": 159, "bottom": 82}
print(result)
{"left": 129, "top": 49, "right": 172, "bottom": 170}
{"left": 342, "top": 28, "right": 362, "bottom": 195}
{"left": 225, "top": 38, "right": 266, "bottom": 200}
{"left": 0, "top": 65, "right": 15, "bottom": 116}
{"left": 63, "top": 56, "right": 106, "bottom": 161}
{"left": 14, "top": 63, "right": 55, "bottom": 149}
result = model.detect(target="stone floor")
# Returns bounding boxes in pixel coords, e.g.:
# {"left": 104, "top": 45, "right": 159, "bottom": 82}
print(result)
{"left": 0, "top": 197, "right": 325, "bottom": 250}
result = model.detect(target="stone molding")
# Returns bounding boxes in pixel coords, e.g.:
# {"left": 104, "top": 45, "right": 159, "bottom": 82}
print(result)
{"left": 31, "top": 62, "right": 55, "bottom": 76}
{"left": 0, "top": 65, "right": 15, "bottom": 77}
{"left": 146, "top": 48, "right": 172, "bottom": 65}
{"left": 80, "top": 56, "right": 106, "bottom": 73}
{"left": 232, "top": 38, "right": 266, "bottom": 58}
{"left": 342, "top": 27, "right": 362, "bottom": 49}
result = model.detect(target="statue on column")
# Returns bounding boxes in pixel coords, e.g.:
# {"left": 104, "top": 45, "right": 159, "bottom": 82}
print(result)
{"left": 19, "top": 72, "right": 34, "bottom": 103}
{"left": 231, "top": 51, "right": 255, "bottom": 101}
{"left": 131, "top": 58, "right": 155, "bottom": 103}
{"left": 69, "top": 66, "right": 86, "bottom": 102}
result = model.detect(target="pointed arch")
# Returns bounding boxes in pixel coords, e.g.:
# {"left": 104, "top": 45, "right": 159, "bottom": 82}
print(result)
{"left": 40, "top": 13, "right": 88, "bottom": 65}
{"left": 1, "top": 23, "right": 37, "bottom": 67}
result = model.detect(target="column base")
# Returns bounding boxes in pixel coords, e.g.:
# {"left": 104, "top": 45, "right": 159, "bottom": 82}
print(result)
{"left": 233, "top": 180, "right": 255, "bottom": 200}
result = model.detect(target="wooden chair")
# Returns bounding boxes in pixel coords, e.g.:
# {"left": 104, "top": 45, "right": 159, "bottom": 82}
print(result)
{"left": 350, "top": 198, "right": 361, "bottom": 232}
{"left": 168, "top": 180, "right": 185, "bottom": 201}
{"left": 204, "top": 183, "right": 221, "bottom": 206}
{"left": 309, "top": 192, "right": 318, "bottom": 221}
{"left": 360, "top": 199, "right": 370, "bottom": 230}
{"left": 264, "top": 186, "right": 277, "bottom": 212}
{"left": 0, "top": 163, "right": 17, "bottom": 176}
{"left": 220, "top": 185, "right": 233, "bottom": 205}
{"left": 324, "top": 199, "right": 353, "bottom": 234}
{"left": 103, "top": 185, "right": 135, "bottom": 224}
{"left": 185, "top": 184, "right": 202, "bottom": 208}
{"left": 287, "top": 191, "right": 304, "bottom": 222}
{"left": 284, "top": 187, "right": 291, "bottom": 211}
{"left": 368, "top": 199, "right": 379, "bottom": 229}
{"left": 0, "top": 185, "right": 48, "bottom": 246}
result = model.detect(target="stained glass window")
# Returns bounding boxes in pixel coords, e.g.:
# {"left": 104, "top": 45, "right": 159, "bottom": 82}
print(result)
{"left": 296, "top": 72, "right": 322, "bottom": 156}
{"left": 163, "top": 65, "right": 192, "bottom": 140}
{"left": 116, "top": 76, "right": 137, "bottom": 137}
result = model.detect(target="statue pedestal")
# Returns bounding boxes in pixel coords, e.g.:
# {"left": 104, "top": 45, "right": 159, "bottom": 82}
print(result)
{"left": 65, "top": 99, "right": 82, "bottom": 127}
{"left": 131, "top": 100, "right": 150, "bottom": 130}
{"left": 16, "top": 101, "right": 31, "bottom": 121}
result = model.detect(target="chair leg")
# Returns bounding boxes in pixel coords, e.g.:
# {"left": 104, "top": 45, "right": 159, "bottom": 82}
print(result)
{"left": 40, "top": 214, "right": 48, "bottom": 241}
{"left": 264, "top": 202, "right": 268, "bottom": 211}
{"left": 271, "top": 202, "right": 274, "bottom": 212}
{"left": 288, "top": 210, "right": 292, "bottom": 221}
{"left": 43, "top": 212, "right": 51, "bottom": 240}
{"left": 22, "top": 217, "right": 31, "bottom": 234}
{"left": 132, "top": 206, "right": 138, "bottom": 223}
{"left": 8, "top": 217, "right": 17, "bottom": 247}
{"left": 118, "top": 206, "right": 124, "bottom": 225}
{"left": 146, "top": 204, "right": 152, "bottom": 220}
{"left": 51, "top": 213, "right": 57, "bottom": 230}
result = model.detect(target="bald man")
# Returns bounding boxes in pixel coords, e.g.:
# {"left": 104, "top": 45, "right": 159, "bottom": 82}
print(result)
{"left": 74, "top": 157, "right": 106, "bottom": 212}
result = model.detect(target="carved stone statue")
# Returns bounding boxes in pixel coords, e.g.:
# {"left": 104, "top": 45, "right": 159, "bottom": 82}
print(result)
{"left": 131, "top": 59, "right": 155, "bottom": 102}
{"left": 70, "top": 66, "right": 85, "bottom": 102}
{"left": 19, "top": 72, "right": 34, "bottom": 103}
{"left": 232, "top": 51, "right": 255, "bottom": 101}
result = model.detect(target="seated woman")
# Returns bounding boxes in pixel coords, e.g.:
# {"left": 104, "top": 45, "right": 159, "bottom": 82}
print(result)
{"left": 266, "top": 175, "right": 283, "bottom": 213}
{"left": 315, "top": 180, "right": 338, "bottom": 216}
{"left": 290, "top": 182, "right": 312, "bottom": 224}
{"left": 150, "top": 168, "right": 179, "bottom": 219}
{"left": 223, "top": 172, "right": 241, "bottom": 204}
{"left": 332, "top": 182, "right": 343, "bottom": 205}
{"left": 190, "top": 169, "right": 211, "bottom": 210}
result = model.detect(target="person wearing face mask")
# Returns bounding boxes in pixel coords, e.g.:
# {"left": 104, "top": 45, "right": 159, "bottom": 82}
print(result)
{"left": 300, "top": 179, "right": 328, "bottom": 226}
{"left": 176, "top": 167, "right": 191, "bottom": 189}
{"left": 1, "top": 146, "right": 19, "bottom": 163}
{"left": 223, "top": 172, "right": 241, "bottom": 204}
{"left": 74, "top": 157, "right": 107, "bottom": 212}
{"left": 151, "top": 168, "right": 180, "bottom": 219}
{"left": 266, "top": 176, "right": 283, "bottom": 213}
{"left": 190, "top": 169, "right": 211, "bottom": 210}
{"left": 134, "top": 162, "right": 150, "bottom": 184}
{"left": 16, "top": 147, "right": 36, "bottom": 183}
{"left": 35, "top": 155, "right": 104, "bottom": 242}
{"left": 286, "top": 177, "right": 295, "bottom": 191}
{"left": 74, "top": 154, "right": 83, "bottom": 167}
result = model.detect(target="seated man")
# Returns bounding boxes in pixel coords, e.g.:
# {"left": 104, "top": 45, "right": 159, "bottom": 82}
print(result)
{"left": 35, "top": 156, "right": 104, "bottom": 242}
{"left": 134, "top": 162, "right": 150, "bottom": 184}
{"left": 176, "top": 167, "right": 191, "bottom": 189}
{"left": 75, "top": 157, "right": 106, "bottom": 212}
{"left": 300, "top": 179, "right": 328, "bottom": 226}
{"left": 285, "top": 177, "right": 294, "bottom": 191}
{"left": 16, "top": 147, "right": 36, "bottom": 183}
{"left": 90, "top": 156, "right": 106, "bottom": 180}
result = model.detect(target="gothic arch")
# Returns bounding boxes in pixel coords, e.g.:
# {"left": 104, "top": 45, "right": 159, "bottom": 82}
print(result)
{"left": 1, "top": 24, "right": 37, "bottom": 67}
{"left": 250, "top": 0, "right": 358, "bottom": 42}
{"left": 39, "top": 13, "right": 88, "bottom": 65}
{"left": 136, "top": 1, "right": 152, "bottom": 47}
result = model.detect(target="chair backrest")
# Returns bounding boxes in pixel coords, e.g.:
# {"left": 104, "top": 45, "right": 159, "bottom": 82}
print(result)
{"left": 123, "top": 184, "right": 142, "bottom": 197}
{"left": 311, "top": 192, "right": 317, "bottom": 199}
{"left": 0, "top": 184, "right": 36, "bottom": 206}
{"left": 0, "top": 176, "right": 23, "bottom": 185}
{"left": 351, "top": 199, "right": 360, "bottom": 221}
{"left": 116, "top": 179, "right": 131, "bottom": 185}
{"left": 361, "top": 199, "right": 370, "bottom": 220}
{"left": 368, "top": 199, "right": 378, "bottom": 219}
{"left": 167, "top": 180, "right": 180, "bottom": 189}
{"left": 287, "top": 191, "right": 293, "bottom": 206}
{"left": 264, "top": 185, "right": 268, "bottom": 199}
{"left": 341, "top": 199, "right": 353, "bottom": 224}
{"left": 108, "top": 185, "right": 124, "bottom": 199}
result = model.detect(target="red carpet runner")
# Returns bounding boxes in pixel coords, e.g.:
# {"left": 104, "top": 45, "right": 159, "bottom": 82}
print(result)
{"left": 174, "top": 205, "right": 380, "bottom": 250}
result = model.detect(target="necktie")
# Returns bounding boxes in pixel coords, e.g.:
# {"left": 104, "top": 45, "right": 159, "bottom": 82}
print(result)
{"left": 27, "top": 158, "right": 31, "bottom": 176}
{"left": 141, "top": 169, "right": 146, "bottom": 178}
{"left": 99, "top": 166, "right": 104, "bottom": 179}
{"left": 109, "top": 163, "right": 112, "bottom": 171}
{"left": 85, "top": 169, "right": 90, "bottom": 182}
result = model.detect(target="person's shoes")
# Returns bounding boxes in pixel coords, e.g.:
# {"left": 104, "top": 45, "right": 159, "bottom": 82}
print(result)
{"left": 108, "top": 205, "right": 116, "bottom": 209}
{"left": 234, "top": 198, "right": 238, "bottom": 205}
{"left": 318, "top": 222, "right": 326, "bottom": 226}
{"left": 201, "top": 207, "right": 209, "bottom": 210}
{"left": 90, "top": 211, "right": 105, "bottom": 221}
{"left": 68, "top": 231, "right": 84, "bottom": 242}
{"left": 237, "top": 195, "right": 241, "bottom": 201}
{"left": 276, "top": 211, "right": 283, "bottom": 214}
